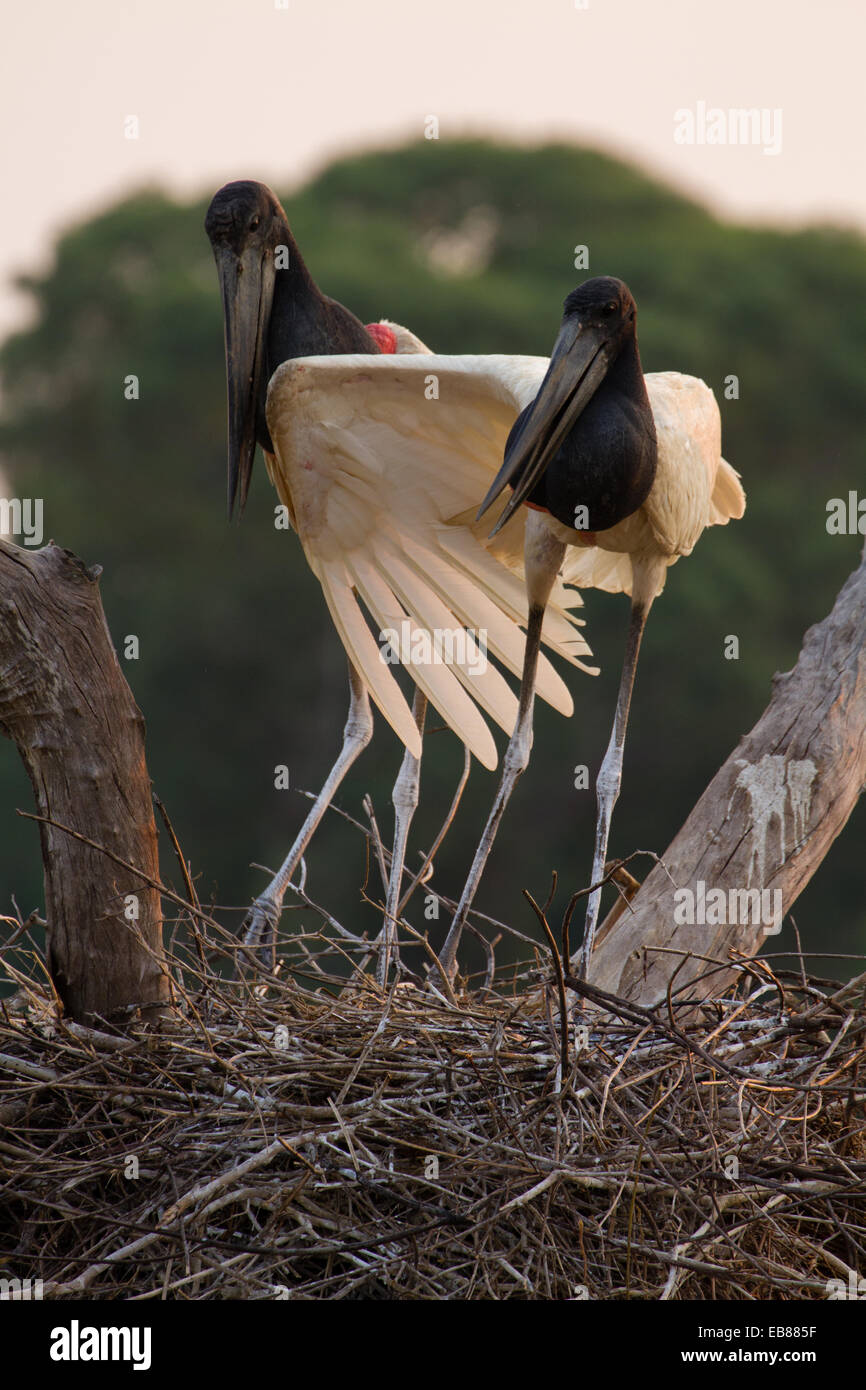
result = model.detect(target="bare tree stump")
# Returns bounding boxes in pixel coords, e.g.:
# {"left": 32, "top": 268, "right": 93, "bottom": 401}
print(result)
{"left": 0, "top": 540, "right": 167, "bottom": 1024}
{"left": 587, "top": 544, "right": 866, "bottom": 1006}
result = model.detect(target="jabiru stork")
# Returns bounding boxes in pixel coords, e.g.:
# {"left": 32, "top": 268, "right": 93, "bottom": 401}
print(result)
{"left": 205, "top": 181, "right": 596, "bottom": 980}
{"left": 437, "top": 277, "right": 745, "bottom": 980}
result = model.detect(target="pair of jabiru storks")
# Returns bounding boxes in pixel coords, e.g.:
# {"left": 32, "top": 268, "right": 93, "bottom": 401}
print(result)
{"left": 205, "top": 180, "right": 744, "bottom": 986}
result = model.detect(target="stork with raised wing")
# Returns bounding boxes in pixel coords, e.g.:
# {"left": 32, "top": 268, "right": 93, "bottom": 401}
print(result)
{"left": 205, "top": 181, "right": 596, "bottom": 979}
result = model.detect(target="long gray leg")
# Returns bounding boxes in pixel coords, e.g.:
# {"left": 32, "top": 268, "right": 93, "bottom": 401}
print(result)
{"left": 577, "top": 598, "right": 649, "bottom": 979}
{"left": 377, "top": 689, "right": 427, "bottom": 985}
{"left": 242, "top": 662, "right": 373, "bottom": 968}
{"left": 397, "top": 745, "right": 471, "bottom": 915}
{"left": 437, "top": 604, "right": 547, "bottom": 982}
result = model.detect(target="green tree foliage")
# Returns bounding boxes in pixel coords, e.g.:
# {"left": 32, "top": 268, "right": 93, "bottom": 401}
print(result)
{"left": 0, "top": 139, "right": 863, "bottom": 975}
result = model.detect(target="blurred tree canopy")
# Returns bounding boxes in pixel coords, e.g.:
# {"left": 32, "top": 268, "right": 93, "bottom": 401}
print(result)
{"left": 0, "top": 138, "right": 863, "bottom": 978}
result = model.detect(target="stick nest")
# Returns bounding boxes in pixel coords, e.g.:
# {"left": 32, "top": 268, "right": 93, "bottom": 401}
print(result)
{"left": 1, "top": 935, "right": 865, "bottom": 1301}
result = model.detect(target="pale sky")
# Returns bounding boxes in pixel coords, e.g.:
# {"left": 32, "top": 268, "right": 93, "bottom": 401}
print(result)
{"left": 1, "top": 0, "right": 863, "bottom": 339}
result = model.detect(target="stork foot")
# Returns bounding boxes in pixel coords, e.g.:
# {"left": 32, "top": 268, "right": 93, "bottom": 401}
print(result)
{"left": 240, "top": 895, "right": 281, "bottom": 972}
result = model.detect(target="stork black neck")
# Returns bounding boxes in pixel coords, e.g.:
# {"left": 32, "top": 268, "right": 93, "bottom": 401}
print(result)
{"left": 267, "top": 220, "right": 377, "bottom": 366}
{"left": 258, "top": 219, "right": 380, "bottom": 450}
{"left": 601, "top": 332, "right": 646, "bottom": 402}
{"left": 265, "top": 223, "right": 320, "bottom": 367}
{"left": 526, "top": 333, "right": 657, "bottom": 533}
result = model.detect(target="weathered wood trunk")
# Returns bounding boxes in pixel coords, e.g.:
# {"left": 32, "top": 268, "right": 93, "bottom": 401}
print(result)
{"left": 587, "top": 544, "right": 866, "bottom": 1006}
{"left": 0, "top": 540, "right": 167, "bottom": 1024}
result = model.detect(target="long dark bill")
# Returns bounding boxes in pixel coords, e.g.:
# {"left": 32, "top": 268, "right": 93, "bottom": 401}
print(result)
{"left": 477, "top": 319, "right": 612, "bottom": 536}
{"left": 213, "top": 245, "right": 276, "bottom": 517}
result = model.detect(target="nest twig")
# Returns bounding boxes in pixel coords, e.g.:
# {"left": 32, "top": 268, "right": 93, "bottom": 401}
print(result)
{"left": 1, "top": 901, "right": 864, "bottom": 1300}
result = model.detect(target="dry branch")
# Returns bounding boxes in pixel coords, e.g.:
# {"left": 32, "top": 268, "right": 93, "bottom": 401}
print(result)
{"left": 588, "top": 544, "right": 866, "bottom": 1006}
{"left": 0, "top": 539, "right": 167, "bottom": 1023}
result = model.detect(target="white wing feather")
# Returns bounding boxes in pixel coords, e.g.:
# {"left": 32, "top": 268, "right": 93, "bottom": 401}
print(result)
{"left": 263, "top": 356, "right": 741, "bottom": 762}
{"left": 265, "top": 353, "right": 595, "bottom": 769}
{"left": 562, "top": 372, "right": 744, "bottom": 599}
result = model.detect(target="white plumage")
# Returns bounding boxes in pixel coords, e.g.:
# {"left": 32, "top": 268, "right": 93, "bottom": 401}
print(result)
{"left": 264, "top": 355, "right": 743, "bottom": 774}
{"left": 263, "top": 351, "right": 598, "bottom": 771}
{"left": 257, "top": 334, "right": 744, "bottom": 984}
{"left": 554, "top": 372, "right": 745, "bottom": 604}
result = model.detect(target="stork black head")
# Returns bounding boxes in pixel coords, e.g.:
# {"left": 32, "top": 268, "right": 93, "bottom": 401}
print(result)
{"left": 205, "top": 181, "right": 291, "bottom": 516}
{"left": 478, "top": 276, "right": 643, "bottom": 533}
{"left": 561, "top": 275, "right": 636, "bottom": 331}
